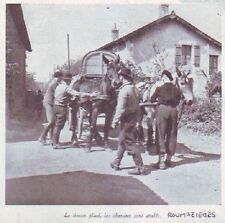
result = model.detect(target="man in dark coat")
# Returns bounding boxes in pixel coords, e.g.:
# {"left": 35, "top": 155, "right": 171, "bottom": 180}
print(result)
{"left": 150, "top": 70, "right": 182, "bottom": 169}
{"left": 110, "top": 67, "right": 145, "bottom": 175}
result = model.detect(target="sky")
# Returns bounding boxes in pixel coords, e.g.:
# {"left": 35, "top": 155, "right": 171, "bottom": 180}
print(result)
{"left": 22, "top": 2, "right": 223, "bottom": 82}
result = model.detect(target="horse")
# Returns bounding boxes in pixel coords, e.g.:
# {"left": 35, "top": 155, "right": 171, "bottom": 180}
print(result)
{"left": 70, "top": 55, "right": 121, "bottom": 152}
{"left": 137, "top": 67, "right": 194, "bottom": 148}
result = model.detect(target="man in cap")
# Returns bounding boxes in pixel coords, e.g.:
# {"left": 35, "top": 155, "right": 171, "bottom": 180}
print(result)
{"left": 52, "top": 72, "right": 98, "bottom": 149}
{"left": 110, "top": 67, "right": 145, "bottom": 175}
{"left": 38, "top": 71, "right": 63, "bottom": 145}
{"left": 150, "top": 70, "right": 182, "bottom": 169}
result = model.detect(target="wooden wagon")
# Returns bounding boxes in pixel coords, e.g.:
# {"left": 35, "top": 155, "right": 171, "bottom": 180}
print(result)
{"left": 80, "top": 50, "right": 118, "bottom": 78}
{"left": 76, "top": 50, "right": 118, "bottom": 139}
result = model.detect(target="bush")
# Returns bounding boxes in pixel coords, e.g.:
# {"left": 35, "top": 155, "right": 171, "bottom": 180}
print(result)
{"left": 180, "top": 97, "right": 221, "bottom": 135}
{"left": 205, "top": 71, "right": 222, "bottom": 98}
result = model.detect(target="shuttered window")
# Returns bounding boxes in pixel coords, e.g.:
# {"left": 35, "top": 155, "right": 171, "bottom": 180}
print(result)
{"left": 175, "top": 45, "right": 182, "bottom": 66}
{"left": 209, "top": 55, "right": 218, "bottom": 75}
{"left": 175, "top": 45, "right": 193, "bottom": 66}
{"left": 182, "top": 45, "right": 192, "bottom": 65}
{"left": 194, "top": 45, "right": 200, "bottom": 67}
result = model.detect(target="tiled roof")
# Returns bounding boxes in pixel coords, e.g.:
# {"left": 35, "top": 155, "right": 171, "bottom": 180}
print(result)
{"left": 98, "top": 11, "right": 221, "bottom": 50}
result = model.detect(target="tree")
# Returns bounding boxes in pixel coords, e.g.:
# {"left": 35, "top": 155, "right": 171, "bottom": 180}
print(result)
{"left": 58, "top": 58, "right": 82, "bottom": 75}
{"left": 120, "top": 60, "right": 146, "bottom": 83}
{"left": 205, "top": 71, "right": 222, "bottom": 100}
{"left": 149, "top": 43, "right": 169, "bottom": 76}
{"left": 26, "top": 72, "right": 39, "bottom": 91}
{"left": 6, "top": 39, "right": 20, "bottom": 118}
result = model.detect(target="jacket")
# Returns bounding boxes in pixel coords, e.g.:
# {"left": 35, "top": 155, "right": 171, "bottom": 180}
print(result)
{"left": 54, "top": 80, "right": 89, "bottom": 107}
{"left": 43, "top": 78, "right": 59, "bottom": 105}
{"left": 113, "top": 82, "right": 140, "bottom": 124}
{"left": 150, "top": 82, "right": 181, "bottom": 107}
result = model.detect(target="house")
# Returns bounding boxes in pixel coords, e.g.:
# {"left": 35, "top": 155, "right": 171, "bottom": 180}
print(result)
{"left": 98, "top": 6, "right": 221, "bottom": 98}
{"left": 6, "top": 4, "right": 32, "bottom": 118}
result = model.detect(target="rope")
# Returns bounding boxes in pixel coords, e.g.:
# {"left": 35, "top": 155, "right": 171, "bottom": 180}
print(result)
{"left": 91, "top": 95, "right": 111, "bottom": 100}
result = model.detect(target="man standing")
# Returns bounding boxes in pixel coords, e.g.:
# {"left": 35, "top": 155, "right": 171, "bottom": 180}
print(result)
{"left": 150, "top": 70, "right": 182, "bottom": 169}
{"left": 52, "top": 73, "right": 98, "bottom": 149}
{"left": 38, "top": 71, "right": 63, "bottom": 145}
{"left": 110, "top": 67, "right": 145, "bottom": 175}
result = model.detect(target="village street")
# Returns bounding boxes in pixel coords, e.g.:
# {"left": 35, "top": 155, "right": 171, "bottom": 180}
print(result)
{"left": 5, "top": 118, "right": 221, "bottom": 205}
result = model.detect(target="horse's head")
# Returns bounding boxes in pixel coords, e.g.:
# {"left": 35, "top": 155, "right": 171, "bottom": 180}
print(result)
{"left": 103, "top": 54, "right": 121, "bottom": 88}
{"left": 175, "top": 67, "right": 194, "bottom": 105}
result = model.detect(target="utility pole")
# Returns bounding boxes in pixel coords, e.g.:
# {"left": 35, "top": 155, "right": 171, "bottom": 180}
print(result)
{"left": 67, "top": 34, "right": 71, "bottom": 72}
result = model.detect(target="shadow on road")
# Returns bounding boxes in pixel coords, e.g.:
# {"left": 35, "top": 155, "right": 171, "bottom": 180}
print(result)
{"left": 6, "top": 119, "right": 43, "bottom": 143}
{"left": 142, "top": 143, "right": 221, "bottom": 175}
{"left": 6, "top": 170, "right": 167, "bottom": 205}
{"left": 6, "top": 121, "right": 221, "bottom": 176}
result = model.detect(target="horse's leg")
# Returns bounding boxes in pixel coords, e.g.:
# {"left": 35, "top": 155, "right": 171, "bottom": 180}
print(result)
{"left": 177, "top": 100, "right": 185, "bottom": 125}
{"left": 70, "top": 106, "right": 79, "bottom": 145}
{"left": 94, "top": 127, "right": 103, "bottom": 143}
{"left": 145, "top": 107, "right": 156, "bottom": 152}
{"left": 103, "top": 108, "right": 113, "bottom": 150}
{"left": 87, "top": 107, "right": 102, "bottom": 142}
{"left": 146, "top": 117, "right": 154, "bottom": 148}
{"left": 77, "top": 108, "right": 84, "bottom": 139}
{"left": 137, "top": 109, "right": 144, "bottom": 144}
{"left": 88, "top": 106, "right": 99, "bottom": 151}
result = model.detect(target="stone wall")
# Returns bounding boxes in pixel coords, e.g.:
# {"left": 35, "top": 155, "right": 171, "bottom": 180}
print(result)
{"left": 6, "top": 6, "right": 27, "bottom": 117}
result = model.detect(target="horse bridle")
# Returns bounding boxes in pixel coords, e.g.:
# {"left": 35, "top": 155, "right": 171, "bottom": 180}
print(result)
{"left": 175, "top": 71, "right": 193, "bottom": 124}
{"left": 104, "top": 61, "right": 122, "bottom": 90}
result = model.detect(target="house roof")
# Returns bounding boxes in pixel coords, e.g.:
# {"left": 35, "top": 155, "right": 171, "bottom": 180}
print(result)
{"left": 7, "top": 4, "right": 32, "bottom": 51}
{"left": 98, "top": 11, "right": 221, "bottom": 50}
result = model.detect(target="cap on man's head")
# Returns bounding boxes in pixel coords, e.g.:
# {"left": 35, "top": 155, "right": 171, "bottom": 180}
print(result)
{"left": 118, "top": 67, "right": 133, "bottom": 80}
{"left": 63, "top": 72, "right": 73, "bottom": 80}
{"left": 162, "top": 70, "right": 173, "bottom": 81}
{"left": 54, "top": 71, "right": 63, "bottom": 78}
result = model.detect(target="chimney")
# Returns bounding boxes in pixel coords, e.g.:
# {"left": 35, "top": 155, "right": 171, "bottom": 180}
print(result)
{"left": 112, "top": 23, "right": 119, "bottom": 41}
{"left": 159, "top": 4, "right": 169, "bottom": 18}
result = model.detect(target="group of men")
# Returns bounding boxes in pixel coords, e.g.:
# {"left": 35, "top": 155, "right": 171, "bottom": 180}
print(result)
{"left": 38, "top": 71, "right": 98, "bottom": 149}
{"left": 39, "top": 67, "right": 182, "bottom": 175}
{"left": 110, "top": 67, "right": 182, "bottom": 175}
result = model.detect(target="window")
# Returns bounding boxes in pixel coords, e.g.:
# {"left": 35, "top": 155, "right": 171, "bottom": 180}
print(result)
{"left": 194, "top": 45, "right": 200, "bottom": 67}
{"left": 175, "top": 45, "right": 182, "bottom": 66}
{"left": 175, "top": 45, "right": 192, "bottom": 66}
{"left": 209, "top": 55, "right": 218, "bottom": 75}
{"left": 182, "top": 45, "right": 192, "bottom": 65}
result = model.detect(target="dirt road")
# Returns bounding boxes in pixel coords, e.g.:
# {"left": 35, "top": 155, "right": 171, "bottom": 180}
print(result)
{"left": 5, "top": 120, "right": 221, "bottom": 205}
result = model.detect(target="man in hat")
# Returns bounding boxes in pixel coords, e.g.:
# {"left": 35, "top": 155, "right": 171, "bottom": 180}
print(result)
{"left": 110, "top": 67, "right": 145, "bottom": 175}
{"left": 38, "top": 71, "right": 63, "bottom": 145}
{"left": 52, "top": 72, "right": 98, "bottom": 149}
{"left": 150, "top": 70, "right": 182, "bottom": 169}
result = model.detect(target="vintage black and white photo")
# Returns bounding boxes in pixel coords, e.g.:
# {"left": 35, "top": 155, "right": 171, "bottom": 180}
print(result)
{"left": 2, "top": 0, "right": 225, "bottom": 222}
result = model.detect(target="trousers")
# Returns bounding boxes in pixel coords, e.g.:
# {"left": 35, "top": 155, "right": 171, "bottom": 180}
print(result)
{"left": 113, "top": 113, "right": 143, "bottom": 168}
{"left": 52, "top": 105, "right": 68, "bottom": 145}
{"left": 155, "top": 104, "right": 178, "bottom": 155}
{"left": 39, "top": 103, "right": 55, "bottom": 140}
